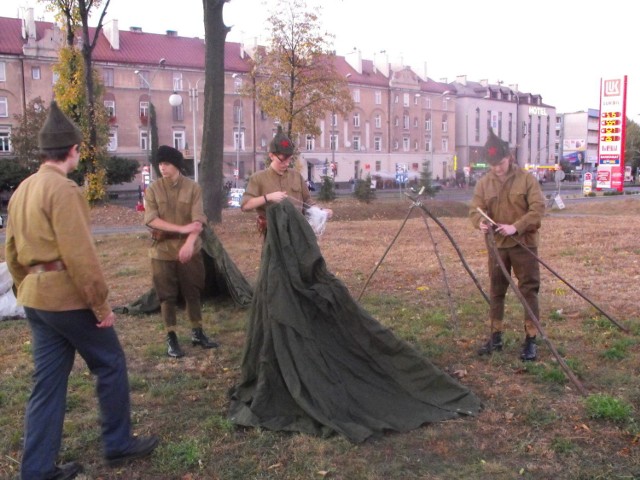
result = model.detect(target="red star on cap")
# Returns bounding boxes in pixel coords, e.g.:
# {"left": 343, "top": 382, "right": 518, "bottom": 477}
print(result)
{"left": 488, "top": 146, "right": 497, "bottom": 156}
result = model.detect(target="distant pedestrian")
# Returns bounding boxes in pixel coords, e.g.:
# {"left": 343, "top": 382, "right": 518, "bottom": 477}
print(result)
{"left": 5, "top": 101, "right": 158, "bottom": 480}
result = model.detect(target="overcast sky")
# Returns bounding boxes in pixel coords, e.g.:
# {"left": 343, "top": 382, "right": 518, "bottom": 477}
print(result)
{"left": 2, "top": 0, "right": 638, "bottom": 118}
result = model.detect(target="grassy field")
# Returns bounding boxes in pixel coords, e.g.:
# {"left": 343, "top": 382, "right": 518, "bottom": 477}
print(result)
{"left": 1, "top": 195, "right": 639, "bottom": 479}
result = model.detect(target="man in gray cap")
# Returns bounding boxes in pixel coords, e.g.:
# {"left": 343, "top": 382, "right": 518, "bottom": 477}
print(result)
{"left": 144, "top": 145, "right": 218, "bottom": 358}
{"left": 5, "top": 101, "right": 158, "bottom": 480}
{"left": 469, "top": 128, "right": 546, "bottom": 361}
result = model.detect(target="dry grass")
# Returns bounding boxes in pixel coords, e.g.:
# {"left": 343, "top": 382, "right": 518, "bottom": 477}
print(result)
{"left": 1, "top": 195, "right": 640, "bottom": 479}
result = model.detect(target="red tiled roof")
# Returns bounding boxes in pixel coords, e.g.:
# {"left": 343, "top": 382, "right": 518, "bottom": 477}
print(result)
{"left": 0, "top": 16, "right": 253, "bottom": 72}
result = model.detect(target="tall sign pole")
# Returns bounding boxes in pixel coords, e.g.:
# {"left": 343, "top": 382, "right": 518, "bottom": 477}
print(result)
{"left": 596, "top": 76, "right": 627, "bottom": 192}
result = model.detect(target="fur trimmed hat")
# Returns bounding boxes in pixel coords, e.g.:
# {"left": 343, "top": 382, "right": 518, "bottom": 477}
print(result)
{"left": 156, "top": 145, "right": 186, "bottom": 173}
{"left": 38, "top": 101, "right": 83, "bottom": 150}
{"left": 269, "top": 125, "right": 295, "bottom": 156}
{"left": 484, "top": 127, "right": 510, "bottom": 165}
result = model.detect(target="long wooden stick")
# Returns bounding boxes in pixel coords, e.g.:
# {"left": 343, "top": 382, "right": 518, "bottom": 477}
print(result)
{"left": 418, "top": 210, "right": 459, "bottom": 335}
{"left": 357, "top": 205, "right": 415, "bottom": 302}
{"left": 476, "top": 207, "right": 628, "bottom": 333}
{"left": 405, "top": 193, "right": 490, "bottom": 304}
{"left": 486, "top": 229, "right": 588, "bottom": 396}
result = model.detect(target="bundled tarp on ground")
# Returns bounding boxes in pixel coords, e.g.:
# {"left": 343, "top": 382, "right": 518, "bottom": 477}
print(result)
{"left": 228, "top": 200, "right": 482, "bottom": 443}
{"left": 114, "top": 224, "right": 252, "bottom": 315}
{"left": 0, "top": 262, "right": 25, "bottom": 320}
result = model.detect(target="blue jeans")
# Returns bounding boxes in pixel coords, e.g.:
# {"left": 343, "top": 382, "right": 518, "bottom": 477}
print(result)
{"left": 21, "top": 308, "right": 133, "bottom": 480}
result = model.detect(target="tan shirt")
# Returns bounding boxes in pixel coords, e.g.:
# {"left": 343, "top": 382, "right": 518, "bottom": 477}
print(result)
{"left": 144, "top": 175, "right": 208, "bottom": 261}
{"left": 5, "top": 164, "right": 112, "bottom": 321}
{"left": 241, "top": 167, "right": 312, "bottom": 216}
{"left": 469, "top": 165, "right": 546, "bottom": 248}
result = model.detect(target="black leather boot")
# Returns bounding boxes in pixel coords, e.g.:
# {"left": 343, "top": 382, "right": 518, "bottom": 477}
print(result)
{"left": 478, "top": 331, "right": 503, "bottom": 355}
{"left": 191, "top": 328, "right": 219, "bottom": 349}
{"left": 166, "top": 331, "right": 185, "bottom": 358}
{"left": 521, "top": 336, "right": 537, "bottom": 361}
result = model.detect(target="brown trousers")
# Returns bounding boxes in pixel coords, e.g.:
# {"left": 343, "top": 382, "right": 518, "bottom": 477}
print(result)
{"left": 151, "top": 253, "right": 205, "bottom": 331}
{"left": 488, "top": 244, "right": 540, "bottom": 338}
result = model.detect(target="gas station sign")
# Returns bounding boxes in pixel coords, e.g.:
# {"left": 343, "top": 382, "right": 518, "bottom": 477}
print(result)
{"left": 596, "top": 76, "right": 627, "bottom": 191}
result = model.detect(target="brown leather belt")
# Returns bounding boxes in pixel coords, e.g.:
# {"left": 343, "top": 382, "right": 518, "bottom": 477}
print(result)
{"left": 150, "top": 230, "right": 187, "bottom": 242}
{"left": 27, "top": 260, "right": 66, "bottom": 274}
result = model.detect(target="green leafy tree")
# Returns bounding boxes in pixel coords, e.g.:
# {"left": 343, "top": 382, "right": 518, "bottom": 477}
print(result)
{"left": 105, "top": 156, "right": 140, "bottom": 185}
{"left": 10, "top": 97, "right": 49, "bottom": 174}
{"left": 0, "top": 159, "right": 31, "bottom": 192}
{"left": 245, "top": 0, "right": 354, "bottom": 141}
{"left": 317, "top": 175, "right": 336, "bottom": 201}
{"left": 46, "top": 0, "right": 112, "bottom": 202}
{"left": 354, "top": 174, "right": 375, "bottom": 203}
{"left": 418, "top": 161, "right": 439, "bottom": 197}
{"left": 625, "top": 118, "right": 640, "bottom": 179}
{"left": 200, "top": 0, "right": 230, "bottom": 223}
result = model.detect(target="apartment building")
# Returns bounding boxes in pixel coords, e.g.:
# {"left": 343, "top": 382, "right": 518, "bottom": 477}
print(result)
{"left": 1, "top": 11, "right": 559, "bottom": 193}
{"left": 556, "top": 109, "right": 600, "bottom": 173}
{"left": 450, "top": 76, "right": 557, "bottom": 177}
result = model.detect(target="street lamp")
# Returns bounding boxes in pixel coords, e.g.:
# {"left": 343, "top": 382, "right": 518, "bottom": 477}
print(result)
{"left": 169, "top": 78, "right": 205, "bottom": 182}
{"left": 134, "top": 59, "right": 165, "bottom": 182}
{"left": 232, "top": 73, "right": 242, "bottom": 187}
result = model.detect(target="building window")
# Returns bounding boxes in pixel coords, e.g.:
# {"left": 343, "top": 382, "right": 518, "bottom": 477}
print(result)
{"left": 413, "top": 117, "right": 418, "bottom": 128}
{"left": 375, "top": 160, "right": 381, "bottom": 172}
{"left": 306, "top": 134, "right": 314, "bottom": 151}
{"left": 442, "top": 97, "right": 449, "bottom": 110}
{"left": 425, "top": 137, "right": 432, "bottom": 153}
{"left": 352, "top": 89, "right": 360, "bottom": 103}
{"left": 442, "top": 113, "right": 448, "bottom": 132}
{"left": 173, "top": 72, "right": 183, "bottom": 91}
{"left": 414, "top": 95, "right": 420, "bottom": 106}
{"left": 330, "top": 134, "right": 338, "bottom": 151}
{"left": 0, "top": 97, "right": 8, "bottom": 117}
{"left": 31, "top": 66, "right": 41, "bottom": 80}
{"left": 403, "top": 93, "right": 409, "bottom": 107}
{"left": 425, "top": 113, "right": 431, "bottom": 131}
{"left": 234, "top": 103, "right": 243, "bottom": 124}
{"left": 104, "top": 100, "right": 116, "bottom": 118}
{"left": 107, "top": 129, "right": 117, "bottom": 151}
{"left": 375, "top": 90, "right": 382, "bottom": 105}
{"left": 352, "top": 135, "right": 360, "bottom": 151}
{"left": 233, "top": 75, "right": 242, "bottom": 93}
{"left": 0, "top": 127, "right": 11, "bottom": 152}
{"left": 374, "top": 136, "right": 382, "bottom": 152}
{"left": 403, "top": 137, "right": 410, "bottom": 151}
{"left": 393, "top": 139, "right": 399, "bottom": 150}
{"left": 331, "top": 112, "right": 338, "bottom": 127}
{"left": 374, "top": 114, "right": 381, "bottom": 129}
{"left": 0, "top": 61, "right": 5, "bottom": 81}
{"left": 173, "top": 130, "right": 185, "bottom": 150}
{"left": 353, "top": 113, "right": 360, "bottom": 127}
{"left": 140, "top": 130, "right": 149, "bottom": 150}
{"left": 442, "top": 138, "right": 449, "bottom": 153}
{"left": 234, "top": 130, "right": 245, "bottom": 150}
{"left": 394, "top": 94, "right": 399, "bottom": 104}
{"left": 394, "top": 116, "right": 399, "bottom": 127}
{"left": 137, "top": 70, "right": 149, "bottom": 89}
{"left": 426, "top": 97, "right": 432, "bottom": 109}
{"left": 103, "top": 68, "right": 114, "bottom": 87}
{"left": 139, "top": 101, "right": 149, "bottom": 118}
{"left": 172, "top": 101, "right": 184, "bottom": 122}
{"left": 414, "top": 140, "right": 419, "bottom": 151}
{"left": 403, "top": 114, "right": 409, "bottom": 130}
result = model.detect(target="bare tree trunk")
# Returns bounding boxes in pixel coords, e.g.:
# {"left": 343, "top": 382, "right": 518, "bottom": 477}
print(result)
{"left": 201, "top": 0, "right": 230, "bottom": 223}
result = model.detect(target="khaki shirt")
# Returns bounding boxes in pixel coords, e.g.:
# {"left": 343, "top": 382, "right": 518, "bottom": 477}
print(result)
{"left": 144, "top": 175, "right": 207, "bottom": 261}
{"left": 469, "top": 165, "right": 545, "bottom": 248}
{"left": 5, "top": 164, "right": 112, "bottom": 321}
{"left": 241, "top": 168, "right": 313, "bottom": 216}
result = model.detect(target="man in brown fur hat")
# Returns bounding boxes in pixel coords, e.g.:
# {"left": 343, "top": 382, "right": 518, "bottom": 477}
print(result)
{"left": 5, "top": 101, "right": 158, "bottom": 480}
{"left": 469, "top": 128, "right": 546, "bottom": 361}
